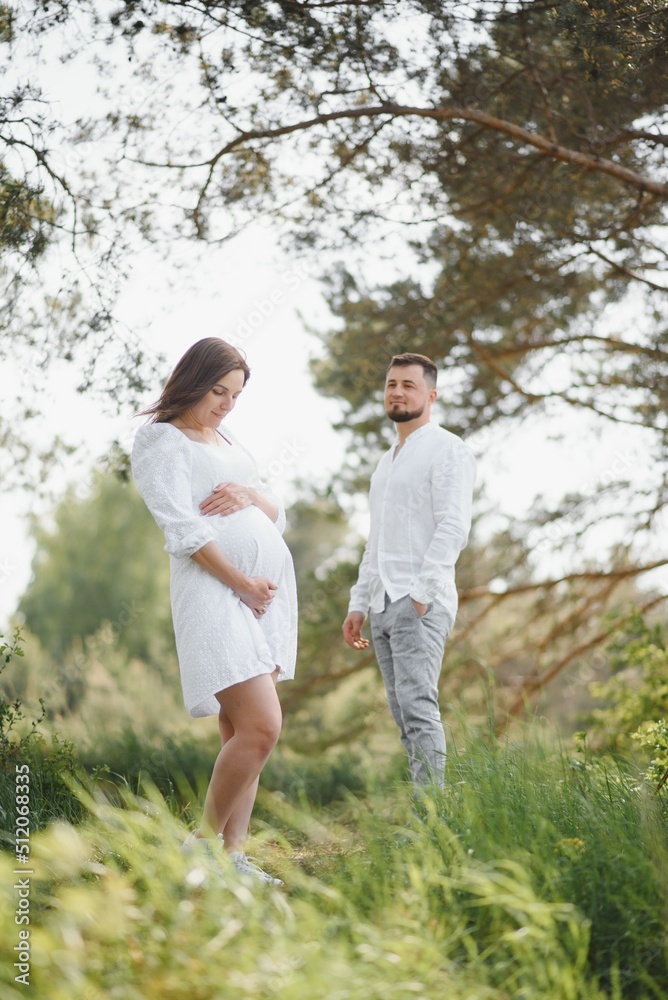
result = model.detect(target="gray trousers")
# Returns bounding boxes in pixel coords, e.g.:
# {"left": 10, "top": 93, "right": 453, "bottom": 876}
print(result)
{"left": 370, "top": 594, "right": 451, "bottom": 787}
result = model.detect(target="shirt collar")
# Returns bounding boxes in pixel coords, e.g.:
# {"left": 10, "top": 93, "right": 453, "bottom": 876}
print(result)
{"left": 392, "top": 421, "right": 437, "bottom": 448}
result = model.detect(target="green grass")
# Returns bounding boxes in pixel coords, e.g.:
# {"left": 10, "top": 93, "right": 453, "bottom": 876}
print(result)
{"left": 1, "top": 734, "right": 667, "bottom": 998}
{"left": 0, "top": 733, "right": 86, "bottom": 837}
{"left": 73, "top": 724, "right": 368, "bottom": 810}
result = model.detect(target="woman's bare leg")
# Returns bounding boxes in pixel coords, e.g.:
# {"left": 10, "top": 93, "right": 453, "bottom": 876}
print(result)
{"left": 198, "top": 670, "right": 281, "bottom": 842}
{"left": 212, "top": 700, "right": 260, "bottom": 850}
{"left": 222, "top": 778, "right": 259, "bottom": 851}
{"left": 216, "top": 670, "right": 278, "bottom": 850}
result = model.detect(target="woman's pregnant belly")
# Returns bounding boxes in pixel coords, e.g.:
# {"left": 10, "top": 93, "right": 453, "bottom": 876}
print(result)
{"left": 209, "top": 505, "right": 289, "bottom": 581}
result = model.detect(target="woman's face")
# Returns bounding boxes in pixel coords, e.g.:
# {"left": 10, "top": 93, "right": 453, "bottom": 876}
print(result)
{"left": 188, "top": 368, "right": 246, "bottom": 427}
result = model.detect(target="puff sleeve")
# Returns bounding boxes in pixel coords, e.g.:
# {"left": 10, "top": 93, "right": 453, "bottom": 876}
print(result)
{"left": 131, "top": 423, "right": 217, "bottom": 558}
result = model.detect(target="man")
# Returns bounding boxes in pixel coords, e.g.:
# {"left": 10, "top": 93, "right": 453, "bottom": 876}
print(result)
{"left": 342, "top": 353, "right": 476, "bottom": 787}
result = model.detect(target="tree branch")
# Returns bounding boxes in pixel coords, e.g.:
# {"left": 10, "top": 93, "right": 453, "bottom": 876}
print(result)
{"left": 133, "top": 103, "right": 668, "bottom": 200}
{"left": 585, "top": 244, "right": 668, "bottom": 292}
{"left": 599, "top": 129, "right": 668, "bottom": 150}
{"left": 460, "top": 558, "right": 668, "bottom": 602}
{"left": 493, "top": 334, "right": 668, "bottom": 363}
{"left": 496, "top": 592, "right": 668, "bottom": 735}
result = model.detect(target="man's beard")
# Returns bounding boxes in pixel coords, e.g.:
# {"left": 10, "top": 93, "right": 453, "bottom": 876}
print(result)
{"left": 386, "top": 404, "right": 424, "bottom": 423}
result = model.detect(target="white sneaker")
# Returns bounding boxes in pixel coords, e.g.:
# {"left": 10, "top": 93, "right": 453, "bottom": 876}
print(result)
{"left": 228, "top": 851, "right": 284, "bottom": 886}
{"left": 180, "top": 829, "right": 225, "bottom": 857}
{"left": 180, "top": 830, "right": 227, "bottom": 888}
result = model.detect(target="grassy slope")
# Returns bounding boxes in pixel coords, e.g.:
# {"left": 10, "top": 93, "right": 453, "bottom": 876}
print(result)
{"left": 1, "top": 736, "right": 667, "bottom": 999}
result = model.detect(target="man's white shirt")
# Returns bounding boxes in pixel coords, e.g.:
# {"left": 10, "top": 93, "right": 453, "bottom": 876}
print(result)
{"left": 348, "top": 422, "right": 476, "bottom": 628}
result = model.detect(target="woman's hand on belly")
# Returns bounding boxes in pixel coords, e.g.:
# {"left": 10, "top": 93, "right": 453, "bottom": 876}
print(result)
{"left": 191, "top": 542, "right": 276, "bottom": 618}
{"left": 200, "top": 481, "right": 279, "bottom": 523}
{"left": 237, "top": 576, "right": 278, "bottom": 619}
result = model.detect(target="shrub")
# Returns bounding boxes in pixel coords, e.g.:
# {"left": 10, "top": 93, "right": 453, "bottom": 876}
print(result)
{"left": 588, "top": 612, "right": 668, "bottom": 745}
{"left": 0, "top": 628, "right": 83, "bottom": 840}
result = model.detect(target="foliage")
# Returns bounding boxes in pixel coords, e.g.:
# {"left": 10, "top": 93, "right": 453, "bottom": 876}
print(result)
{"left": 631, "top": 719, "right": 668, "bottom": 791}
{"left": 0, "top": 626, "right": 27, "bottom": 766}
{"left": 35, "top": 0, "right": 665, "bottom": 467}
{"left": 0, "top": 12, "right": 161, "bottom": 488}
{"left": 18, "top": 471, "right": 173, "bottom": 665}
{"left": 0, "top": 627, "right": 83, "bottom": 836}
{"left": 1, "top": 736, "right": 667, "bottom": 998}
{"left": 587, "top": 612, "right": 668, "bottom": 745}
{"left": 283, "top": 488, "right": 350, "bottom": 592}
{"left": 3, "top": 2, "right": 667, "bottom": 471}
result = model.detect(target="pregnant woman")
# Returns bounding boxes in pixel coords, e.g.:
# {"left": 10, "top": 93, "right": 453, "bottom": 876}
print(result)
{"left": 131, "top": 338, "right": 297, "bottom": 885}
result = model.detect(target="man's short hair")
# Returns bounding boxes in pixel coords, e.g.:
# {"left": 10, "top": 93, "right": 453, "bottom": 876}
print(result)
{"left": 386, "top": 353, "right": 438, "bottom": 388}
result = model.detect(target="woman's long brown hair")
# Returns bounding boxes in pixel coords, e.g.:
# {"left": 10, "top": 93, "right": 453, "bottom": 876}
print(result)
{"left": 139, "top": 338, "right": 251, "bottom": 423}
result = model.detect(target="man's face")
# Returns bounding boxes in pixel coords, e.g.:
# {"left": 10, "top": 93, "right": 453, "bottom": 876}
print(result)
{"left": 384, "top": 364, "right": 436, "bottom": 423}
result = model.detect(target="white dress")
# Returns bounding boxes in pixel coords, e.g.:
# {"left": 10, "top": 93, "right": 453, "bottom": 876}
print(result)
{"left": 131, "top": 421, "right": 298, "bottom": 717}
